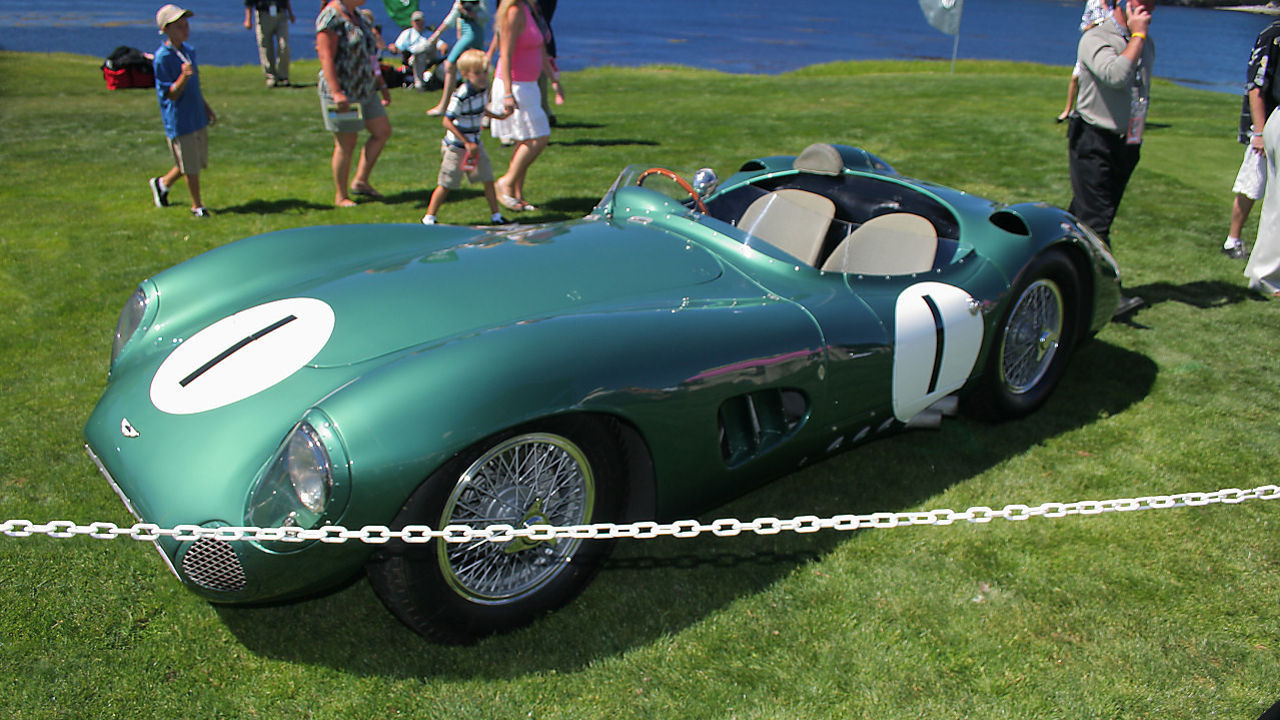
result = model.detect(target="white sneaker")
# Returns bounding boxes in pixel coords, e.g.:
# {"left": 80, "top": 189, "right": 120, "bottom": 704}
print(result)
{"left": 149, "top": 177, "right": 170, "bottom": 207}
{"left": 421, "top": 214, "right": 436, "bottom": 225}
{"left": 1222, "top": 238, "right": 1248, "bottom": 259}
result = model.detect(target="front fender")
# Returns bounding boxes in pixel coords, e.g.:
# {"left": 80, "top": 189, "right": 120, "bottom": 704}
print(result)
{"left": 319, "top": 298, "right": 826, "bottom": 526}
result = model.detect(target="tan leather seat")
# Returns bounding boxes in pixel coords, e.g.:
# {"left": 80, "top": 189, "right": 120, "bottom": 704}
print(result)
{"left": 821, "top": 212, "right": 937, "bottom": 275}
{"left": 793, "top": 143, "right": 844, "bottom": 176}
{"left": 737, "top": 188, "right": 835, "bottom": 267}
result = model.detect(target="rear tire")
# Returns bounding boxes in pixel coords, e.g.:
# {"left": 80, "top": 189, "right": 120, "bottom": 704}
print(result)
{"left": 367, "top": 417, "right": 624, "bottom": 644}
{"left": 967, "top": 249, "right": 1079, "bottom": 420}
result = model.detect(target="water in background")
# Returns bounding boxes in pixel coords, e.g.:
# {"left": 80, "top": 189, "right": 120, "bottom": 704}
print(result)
{"left": 1, "top": 0, "right": 1274, "bottom": 94}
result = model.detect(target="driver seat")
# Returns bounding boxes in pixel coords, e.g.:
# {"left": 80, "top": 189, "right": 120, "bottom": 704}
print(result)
{"left": 821, "top": 212, "right": 938, "bottom": 275}
{"left": 737, "top": 189, "right": 835, "bottom": 266}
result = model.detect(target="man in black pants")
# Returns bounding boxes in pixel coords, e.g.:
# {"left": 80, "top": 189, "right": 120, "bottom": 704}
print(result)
{"left": 1067, "top": 0, "right": 1153, "bottom": 316}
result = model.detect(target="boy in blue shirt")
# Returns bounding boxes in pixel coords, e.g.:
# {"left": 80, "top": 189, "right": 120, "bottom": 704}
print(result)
{"left": 149, "top": 4, "right": 217, "bottom": 218}
{"left": 422, "top": 48, "right": 513, "bottom": 225}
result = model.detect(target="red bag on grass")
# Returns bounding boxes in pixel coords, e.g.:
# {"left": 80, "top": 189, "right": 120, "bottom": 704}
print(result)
{"left": 102, "top": 46, "right": 155, "bottom": 90}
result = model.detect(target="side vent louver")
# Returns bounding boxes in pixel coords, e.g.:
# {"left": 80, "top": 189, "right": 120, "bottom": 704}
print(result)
{"left": 718, "top": 389, "right": 808, "bottom": 466}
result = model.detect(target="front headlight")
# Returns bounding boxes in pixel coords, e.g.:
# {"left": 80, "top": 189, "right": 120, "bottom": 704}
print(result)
{"left": 111, "top": 287, "right": 149, "bottom": 365}
{"left": 247, "top": 418, "right": 348, "bottom": 538}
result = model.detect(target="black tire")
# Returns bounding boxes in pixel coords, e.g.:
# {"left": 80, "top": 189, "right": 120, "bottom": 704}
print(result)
{"left": 367, "top": 417, "right": 625, "bottom": 644}
{"left": 967, "top": 249, "right": 1080, "bottom": 420}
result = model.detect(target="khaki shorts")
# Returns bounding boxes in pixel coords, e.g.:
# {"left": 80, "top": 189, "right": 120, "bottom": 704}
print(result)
{"left": 438, "top": 141, "right": 494, "bottom": 189}
{"left": 167, "top": 127, "right": 209, "bottom": 175}
{"left": 319, "top": 93, "right": 388, "bottom": 134}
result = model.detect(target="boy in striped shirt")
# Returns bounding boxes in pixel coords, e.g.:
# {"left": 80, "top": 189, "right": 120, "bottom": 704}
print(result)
{"left": 422, "top": 49, "right": 514, "bottom": 225}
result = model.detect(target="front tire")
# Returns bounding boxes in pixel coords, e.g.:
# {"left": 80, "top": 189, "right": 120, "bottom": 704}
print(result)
{"left": 968, "top": 249, "right": 1079, "bottom": 420}
{"left": 367, "top": 417, "right": 624, "bottom": 644}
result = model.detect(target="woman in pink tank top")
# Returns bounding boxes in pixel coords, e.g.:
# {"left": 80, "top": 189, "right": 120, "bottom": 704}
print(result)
{"left": 490, "top": 0, "right": 551, "bottom": 212}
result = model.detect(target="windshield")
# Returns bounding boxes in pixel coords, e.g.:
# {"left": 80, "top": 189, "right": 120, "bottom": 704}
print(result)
{"left": 597, "top": 165, "right": 705, "bottom": 210}
{"left": 595, "top": 165, "right": 847, "bottom": 266}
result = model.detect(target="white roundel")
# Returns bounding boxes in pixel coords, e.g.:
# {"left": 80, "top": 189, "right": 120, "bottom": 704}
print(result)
{"left": 891, "top": 282, "right": 984, "bottom": 422}
{"left": 150, "top": 297, "right": 335, "bottom": 415}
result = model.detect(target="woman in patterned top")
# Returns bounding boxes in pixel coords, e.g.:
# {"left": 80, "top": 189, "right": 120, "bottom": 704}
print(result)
{"left": 316, "top": 0, "right": 393, "bottom": 207}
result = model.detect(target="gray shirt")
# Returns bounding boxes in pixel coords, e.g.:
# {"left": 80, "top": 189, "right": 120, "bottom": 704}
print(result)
{"left": 1076, "top": 17, "right": 1155, "bottom": 136}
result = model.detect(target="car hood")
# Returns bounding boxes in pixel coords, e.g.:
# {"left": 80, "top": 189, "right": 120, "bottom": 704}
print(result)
{"left": 150, "top": 219, "right": 726, "bottom": 369}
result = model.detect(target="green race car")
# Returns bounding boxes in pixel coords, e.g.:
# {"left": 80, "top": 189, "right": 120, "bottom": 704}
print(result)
{"left": 85, "top": 143, "right": 1121, "bottom": 643}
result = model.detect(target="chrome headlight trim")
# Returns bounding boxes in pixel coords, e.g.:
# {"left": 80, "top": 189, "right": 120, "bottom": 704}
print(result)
{"left": 110, "top": 286, "right": 154, "bottom": 368}
{"left": 246, "top": 412, "right": 351, "bottom": 551}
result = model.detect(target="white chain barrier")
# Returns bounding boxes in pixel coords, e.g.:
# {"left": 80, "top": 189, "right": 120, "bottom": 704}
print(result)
{"left": 3, "top": 484, "right": 1278, "bottom": 546}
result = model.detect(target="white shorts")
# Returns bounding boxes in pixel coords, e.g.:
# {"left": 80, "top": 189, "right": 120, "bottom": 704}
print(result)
{"left": 489, "top": 79, "right": 550, "bottom": 144}
{"left": 1233, "top": 144, "right": 1266, "bottom": 200}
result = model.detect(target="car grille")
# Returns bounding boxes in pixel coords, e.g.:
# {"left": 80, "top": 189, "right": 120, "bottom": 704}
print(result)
{"left": 181, "top": 537, "right": 247, "bottom": 593}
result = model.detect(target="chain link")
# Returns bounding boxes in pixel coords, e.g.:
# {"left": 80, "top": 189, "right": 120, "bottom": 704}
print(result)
{"left": 3, "top": 485, "right": 1277, "bottom": 545}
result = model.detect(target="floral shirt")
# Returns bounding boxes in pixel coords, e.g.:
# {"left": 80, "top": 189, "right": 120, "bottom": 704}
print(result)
{"left": 316, "top": 3, "right": 377, "bottom": 101}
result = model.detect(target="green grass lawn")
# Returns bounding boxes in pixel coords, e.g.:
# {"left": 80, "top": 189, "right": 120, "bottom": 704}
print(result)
{"left": 1, "top": 51, "right": 1278, "bottom": 719}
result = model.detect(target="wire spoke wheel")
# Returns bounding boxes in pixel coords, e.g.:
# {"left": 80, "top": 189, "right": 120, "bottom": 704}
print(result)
{"left": 439, "top": 433, "right": 595, "bottom": 603}
{"left": 998, "top": 278, "right": 1064, "bottom": 395}
{"left": 369, "top": 418, "right": 622, "bottom": 643}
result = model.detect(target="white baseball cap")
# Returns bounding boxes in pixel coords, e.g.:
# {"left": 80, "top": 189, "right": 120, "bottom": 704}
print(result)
{"left": 155, "top": 4, "right": 193, "bottom": 33}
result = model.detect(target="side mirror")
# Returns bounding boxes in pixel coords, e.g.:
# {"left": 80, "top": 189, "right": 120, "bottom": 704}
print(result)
{"left": 692, "top": 168, "right": 719, "bottom": 198}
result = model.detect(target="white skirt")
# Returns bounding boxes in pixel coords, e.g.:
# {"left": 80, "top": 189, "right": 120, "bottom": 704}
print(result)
{"left": 489, "top": 79, "right": 550, "bottom": 143}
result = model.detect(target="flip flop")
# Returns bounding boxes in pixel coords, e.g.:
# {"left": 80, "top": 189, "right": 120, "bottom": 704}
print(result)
{"left": 350, "top": 183, "right": 384, "bottom": 200}
{"left": 498, "top": 193, "right": 526, "bottom": 211}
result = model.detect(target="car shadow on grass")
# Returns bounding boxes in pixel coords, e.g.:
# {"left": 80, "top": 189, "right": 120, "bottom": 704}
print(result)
{"left": 215, "top": 338, "right": 1157, "bottom": 679}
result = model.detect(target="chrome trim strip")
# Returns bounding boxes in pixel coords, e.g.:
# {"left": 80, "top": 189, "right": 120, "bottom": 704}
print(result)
{"left": 84, "top": 444, "right": 181, "bottom": 580}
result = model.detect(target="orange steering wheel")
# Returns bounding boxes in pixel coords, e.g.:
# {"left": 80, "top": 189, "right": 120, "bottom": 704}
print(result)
{"left": 635, "top": 167, "right": 708, "bottom": 215}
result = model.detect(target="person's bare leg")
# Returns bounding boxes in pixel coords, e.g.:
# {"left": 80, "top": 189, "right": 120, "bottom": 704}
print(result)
{"left": 1230, "top": 193, "right": 1255, "bottom": 241}
{"left": 332, "top": 131, "right": 358, "bottom": 206}
{"left": 184, "top": 173, "right": 203, "bottom": 210}
{"left": 483, "top": 182, "right": 501, "bottom": 215}
{"left": 427, "top": 62, "right": 456, "bottom": 114}
{"left": 497, "top": 135, "right": 547, "bottom": 203}
{"left": 352, "top": 116, "right": 392, "bottom": 194}
{"left": 161, "top": 166, "right": 184, "bottom": 190}
{"left": 425, "top": 185, "right": 449, "bottom": 217}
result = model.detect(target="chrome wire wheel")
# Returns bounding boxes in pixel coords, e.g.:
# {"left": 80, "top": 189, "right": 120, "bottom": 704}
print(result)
{"left": 438, "top": 432, "right": 595, "bottom": 604}
{"left": 998, "top": 278, "right": 1064, "bottom": 395}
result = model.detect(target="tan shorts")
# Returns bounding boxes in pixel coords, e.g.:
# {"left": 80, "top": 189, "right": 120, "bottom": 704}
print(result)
{"left": 318, "top": 91, "right": 387, "bottom": 134}
{"left": 167, "top": 127, "right": 209, "bottom": 175}
{"left": 438, "top": 141, "right": 494, "bottom": 189}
